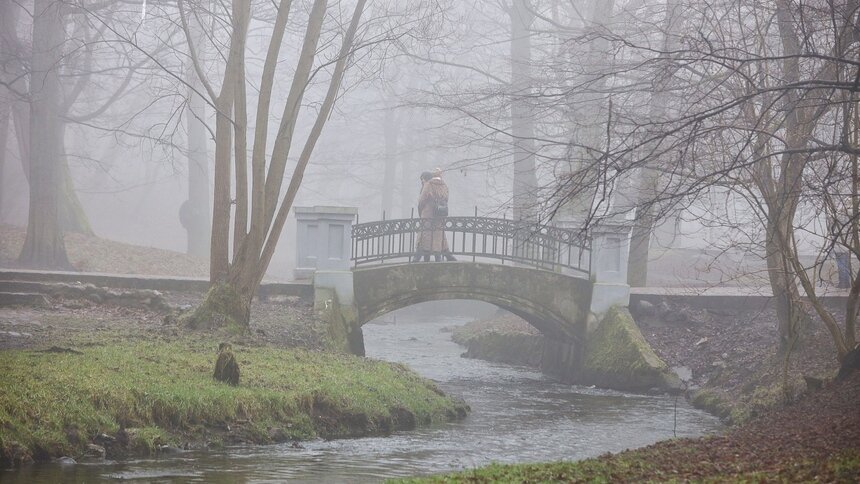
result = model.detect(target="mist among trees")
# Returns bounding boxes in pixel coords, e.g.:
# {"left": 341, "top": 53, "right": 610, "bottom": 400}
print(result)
{"left": 1, "top": 0, "right": 857, "bottom": 360}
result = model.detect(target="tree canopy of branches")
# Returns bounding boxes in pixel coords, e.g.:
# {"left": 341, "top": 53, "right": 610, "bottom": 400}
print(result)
{"left": 411, "top": 0, "right": 859, "bottom": 362}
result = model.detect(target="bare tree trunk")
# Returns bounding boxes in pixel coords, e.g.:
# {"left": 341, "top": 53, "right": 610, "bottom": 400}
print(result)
{"left": 555, "top": 0, "right": 615, "bottom": 225}
{"left": 57, "top": 123, "right": 94, "bottom": 235}
{"left": 765, "top": 213, "right": 809, "bottom": 352}
{"left": 19, "top": 0, "right": 70, "bottom": 269}
{"left": 381, "top": 101, "right": 400, "bottom": 217}
{"left": 10, "top": 103, "right": 30, "bottom": 180}
{"left": 510, "top": 0, "right": 537, "bottom": 222}
{"left": 0, "top": 102, "right": 8, "bottom": 217}
{"left": 627, "top": 0, "right": 681, "bottom": 287}
{"left": 1, "top": 0, "right": 30, "bottom": 219}
{"left": 185, "top": 82, "right": 211, "bottom": 258}
{"left": 401, "top": 123, "right": 421, "bottom": 218}
{"left": 182, "top": 11, "right": 211, "bottom": 259}
{"left": 187, "top": 0, "right": 367, "bottom": 331}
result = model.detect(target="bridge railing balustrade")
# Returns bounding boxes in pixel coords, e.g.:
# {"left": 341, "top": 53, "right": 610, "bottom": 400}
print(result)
{"left": 351, "top": 216, "right": 591, "bottom": 277}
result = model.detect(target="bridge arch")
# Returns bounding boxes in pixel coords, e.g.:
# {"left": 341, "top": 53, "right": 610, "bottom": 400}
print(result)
{"left": 353, "top": 263, "right": 593, "bottom": 342}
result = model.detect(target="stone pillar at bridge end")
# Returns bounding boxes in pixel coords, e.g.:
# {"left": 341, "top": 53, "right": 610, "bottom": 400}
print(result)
{"left": 293, "top": 206, "right": 363, "bottom": 355}
{"left": 293, "top": 206, "right": 357, "bottom": 280}
{"left": 589, "top": 222, "right": 631, "bottom": 324}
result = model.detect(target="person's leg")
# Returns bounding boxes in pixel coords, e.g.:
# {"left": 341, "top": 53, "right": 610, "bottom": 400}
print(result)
{"left": 443, "top": 250, "right": 457, "bottom": 261}
{"left": 434, "top": 252, "right": 442, "bottom": 262}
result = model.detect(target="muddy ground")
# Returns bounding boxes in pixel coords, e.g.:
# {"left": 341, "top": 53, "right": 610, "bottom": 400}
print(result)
{"left": 0, "top": 290, "right": 330, "bottom": 352}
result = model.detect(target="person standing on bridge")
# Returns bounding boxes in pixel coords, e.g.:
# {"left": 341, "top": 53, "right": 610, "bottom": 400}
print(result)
{"left": 413, "top": 169, "right": 456, "bottom": 262}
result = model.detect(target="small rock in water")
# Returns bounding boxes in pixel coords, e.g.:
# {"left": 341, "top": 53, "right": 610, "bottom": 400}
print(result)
{"left": 85, "top": 443, "right": 106, "bottom": 460}
{"left": 56, "top": 456, "right": 77, "bottom": 465}
{"left": 157, "top": 444, "right": 183, "bottom": 454}
{"left": 290, "top": 441, "right": 304, "bottom": 449}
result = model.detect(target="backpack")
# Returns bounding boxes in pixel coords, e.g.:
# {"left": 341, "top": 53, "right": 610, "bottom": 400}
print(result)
{"left": 434, "top": 200, "right": 449, "bottom": 217}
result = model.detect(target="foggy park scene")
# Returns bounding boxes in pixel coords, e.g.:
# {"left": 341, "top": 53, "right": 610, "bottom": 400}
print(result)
{"left": 1, "top": 0, "right": 859, "bottom": 482}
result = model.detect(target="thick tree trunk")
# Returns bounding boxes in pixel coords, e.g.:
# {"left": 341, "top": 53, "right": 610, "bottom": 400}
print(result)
{"left": 184, "top": 282, "right": 252, "bottom": 330}
{"left": 765, "top": 216, "right": 809, "bottom": 352}
{"left": 19, "top": 0, "right": 70, "bottom": 269}
{"left": 625, "top": 0, "right": 681, "bottom": 286}
{"left": 210, "top": 98, "right": 234, "bottom": 283}
{"left": 184, "top": 40, "right": 211, "bottom": 258}
{"left": 510, "top": 0, "right": 537, "bottom": 222}
{"left": 58, "top": 124, "right": 94, "bottom": 235}
{"left": 627, "top": 206, "right": 654, "bottom": 286}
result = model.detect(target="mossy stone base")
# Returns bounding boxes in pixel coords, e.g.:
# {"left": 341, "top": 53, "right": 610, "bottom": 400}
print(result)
{"left": 461, "top": 332, "right": 544, "bottom": 367}
{"left": 315, "top": 287, "right": 364, "bottom": 355}
{"left": 578, "top": 306, "right": 681, "bottom": 392}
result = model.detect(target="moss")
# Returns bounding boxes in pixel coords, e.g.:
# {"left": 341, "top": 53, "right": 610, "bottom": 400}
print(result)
{"left": 690, "top": 389, "right": 733, "bottom": 422}
{"left": 0, "top": 339, "right": 468, "bottom": 466}
{"left": 314, "top": 287, "right": 351, "bottom": 353}
{"left": 580, "top": 306, "right": 680, "bottom": 391}
{"left": 460, "top": 332, "right": 544, "bottom": 368}
{"left": 181, "top": 283, "right": 250, "bottom": 331}
{"left": 125, "top": 427, "right": 169, "bottom": 454}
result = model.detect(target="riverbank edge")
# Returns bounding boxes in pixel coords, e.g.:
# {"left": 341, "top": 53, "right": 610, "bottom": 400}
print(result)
{"left": 393, "top": 371, "right": 860, "bottom": 482}
{"left": 0, "top": 338, "right": 469, "bottom": 468}
{"left": 454, "top": 307, "right": 680, "bottom": 393}
{"left": 451, "top": 310, "right": 810, "bottom": 422}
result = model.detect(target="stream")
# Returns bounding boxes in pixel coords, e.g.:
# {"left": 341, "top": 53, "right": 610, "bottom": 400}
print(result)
{"left": 5, "top": 310, "right": 722, "bottom": 483}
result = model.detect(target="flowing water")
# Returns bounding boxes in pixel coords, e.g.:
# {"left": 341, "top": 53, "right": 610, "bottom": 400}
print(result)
{"left": 4, "top": 312, "right": 722, "bottom": 483}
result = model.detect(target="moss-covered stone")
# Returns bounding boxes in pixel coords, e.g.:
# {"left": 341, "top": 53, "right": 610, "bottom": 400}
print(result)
{"left": 690, "top": 389, "right": 733, "bottom": 422}
{"left": 580, "top": 306, "right": 682, "bottom": 391}
{"left": 314, "top": 287, "right": 364, "bottom": 355}
{"left": 461, "top": 332, "right": 544, "bottom": 368}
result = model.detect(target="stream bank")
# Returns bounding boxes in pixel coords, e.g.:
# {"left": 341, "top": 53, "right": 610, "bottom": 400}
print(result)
{"left": 0, "top": 293, "right": 468, "bottom": 467}
{"left": 453, "top": 296, "right": 845, "bottom": 423}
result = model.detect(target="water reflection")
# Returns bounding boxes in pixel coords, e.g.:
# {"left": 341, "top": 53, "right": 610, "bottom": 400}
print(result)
{"left": 2, "top": 312, "right": 722, "bottom": 483}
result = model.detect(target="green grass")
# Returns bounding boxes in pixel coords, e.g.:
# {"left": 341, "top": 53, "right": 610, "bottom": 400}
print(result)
{"left": 0, "top": 339, "right": 467, "bottom": 464}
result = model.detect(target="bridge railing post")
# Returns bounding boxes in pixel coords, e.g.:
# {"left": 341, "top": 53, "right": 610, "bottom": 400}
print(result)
{"left": 589, "top": 221, "right": 632, "bottom": 318}
{"left": 293, "top": 206, "right": 358, "bottom": 280}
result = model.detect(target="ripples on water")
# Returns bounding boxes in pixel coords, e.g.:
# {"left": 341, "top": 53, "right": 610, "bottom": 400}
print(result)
{"left": 3, "top": 313, "right": 722, "bottom": 483}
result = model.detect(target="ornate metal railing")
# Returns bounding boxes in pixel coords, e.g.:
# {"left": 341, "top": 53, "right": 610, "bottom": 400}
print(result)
{"left": 351, "top": 216, "right": 591, "bottom": 276}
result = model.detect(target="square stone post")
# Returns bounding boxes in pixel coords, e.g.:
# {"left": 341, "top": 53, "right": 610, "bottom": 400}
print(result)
{"left": 294, "top": 206, "right": 363, "bottom": 355}
{"left": 294, "top": 206, "right": 358, "bottom": 280}
{"left": 589, "top": 222, "right": 631, "bottom": 317}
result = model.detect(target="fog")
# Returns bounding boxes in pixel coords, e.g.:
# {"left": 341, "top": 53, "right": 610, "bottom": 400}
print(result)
{"left": 1, "top": 2, "right": 858, "bottom": 480}
{"left": 0, "top": 0, "right": 856, "bottom": 324}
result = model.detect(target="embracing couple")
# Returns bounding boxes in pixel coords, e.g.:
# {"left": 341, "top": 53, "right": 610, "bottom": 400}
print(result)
{"left": 412, "top": 169, "right": 457, "bottom": 263}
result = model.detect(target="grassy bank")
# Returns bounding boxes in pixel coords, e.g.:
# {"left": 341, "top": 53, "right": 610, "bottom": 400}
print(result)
{"left": 0, "top": 338, "right": 468, "bottom": 466}
{"left": 395, "top": 371, "right": 860, "bottom": 482}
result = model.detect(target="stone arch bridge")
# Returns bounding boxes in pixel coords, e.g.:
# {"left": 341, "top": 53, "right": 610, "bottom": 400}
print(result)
{"left": 291, "top": 207, "right": 676, "bottom": 390}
